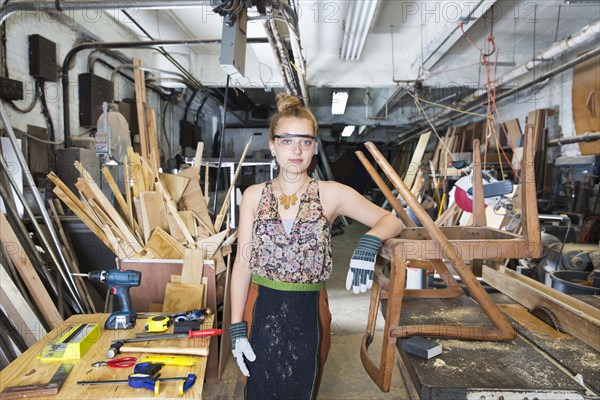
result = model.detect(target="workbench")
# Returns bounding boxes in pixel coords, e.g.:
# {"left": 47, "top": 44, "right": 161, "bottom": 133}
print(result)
{"left": 0, "top": 313, "right": 213, "bottom": 399}
{"left": 391, "top": 294, "right": 600, "bottom": 400}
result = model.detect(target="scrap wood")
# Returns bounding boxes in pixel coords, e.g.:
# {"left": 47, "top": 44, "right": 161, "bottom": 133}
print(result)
{"left": 159, "top": 172, "right": 190, "bottom": 203}
{"left": 139, "top": 191, "right": 168, "bottom": 242}
{"left": 51, "top": 186, "right": 112, "bottom": 251}
{"left": 178, "top": 167, "right": 215, "bottom": 236}
{"left": 102, "top": 166, "right": 142, "bottom": 235}
{"left": 47, "top": 200, "right": 96, "bottom": 313}
{"left": 74, "top": 162, "right": 142, "bottom": 250}
{"left": 214, "top": 137, "right": 253, "bottom": 232}
{"left": 0, "top": 212, "right": 62, "bottom": 329}
{"left": 181, "top": 248, "right": 204, "bottom": 285}
{"left": 155, "top": 179, "right": 195, "bottom": 245}
{"left": 127, "top": 147, "right": 146, "bottom": 196}
{"left": 137, "top": 227, "right": 186, "bottom": 259}
{"left": 0, "top": 262, "right": 46, "bottom": 346}
{"left": 196, "top": 229, "right": 229, "bottom": 259}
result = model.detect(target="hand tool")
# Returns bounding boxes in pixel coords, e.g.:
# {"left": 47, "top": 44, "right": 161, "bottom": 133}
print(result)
{"left": 134, "top": 328, "right": 222, "bottom": 341}
{"left": 77, "top": 373, "right": 197, "bottom": 396}
{"left": 91, "top": 356, "right": 137, "bottom": 368}
{"left": 140, "top": 355, "right": 198, "bottom": 367}
{"left": 38, "top": 323, "right": 100, "bottom": 361}
{"left": 133, "top": 362, "right": 162, "bottom": 376}
{"left": 72, "top": 269, "right": 141, "bottom": 330}
{"left": 0, "top": 363, "right": 73, "bottom": 400}
{"left": 173, "top": 319, "right": 203, "bottom": 334}
{"left": 106, "top": 341, "right": 210, "bottom": 359}
{"left": 138, "top": 307, "right": 213, "bottom": 321}
{"left": 144, "top": 315, "right": 171, "bottom": 332}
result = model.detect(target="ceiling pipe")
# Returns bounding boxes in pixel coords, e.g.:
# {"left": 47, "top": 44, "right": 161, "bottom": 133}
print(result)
{"left": 61, "top": 38, "right": 267, "bottom": 147}
{"left": 0, "top": 0, "right": 208, "bottom": 26}
{"left": 549, "top": 131, "right": 600, "bottom": 146}
{"left": 389, "top": 45, "right": 600, "bottom": 146}
{"left": 464, "top": 19, "right": 600, "bottom": 102}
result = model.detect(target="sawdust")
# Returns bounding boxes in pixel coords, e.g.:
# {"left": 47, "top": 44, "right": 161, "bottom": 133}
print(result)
{"left": 406, "top": 307, "right": 475, "bottom": 322}
{"left": 580, "top": 352, "right": 600, "bottom": 368}
{"left": 437, "top": 339, "right": 514, "bottom": 351}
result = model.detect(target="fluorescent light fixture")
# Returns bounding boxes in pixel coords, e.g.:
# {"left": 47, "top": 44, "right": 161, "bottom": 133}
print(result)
{"left": 340, "top": 0, "right": 380, "bottom": 60}
{"left": 332, "top": 91, "right": 349, "bottom": 115}
{"left": 341, "top": 125, "right": 356, "bottom": 137}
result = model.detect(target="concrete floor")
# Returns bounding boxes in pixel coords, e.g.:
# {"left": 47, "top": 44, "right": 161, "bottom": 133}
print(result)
{"left": 204, "top": 220, "right": 412, "bottom": 399}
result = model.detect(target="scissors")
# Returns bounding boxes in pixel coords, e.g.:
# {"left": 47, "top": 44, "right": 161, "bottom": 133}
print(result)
{"left": 92, "top": 357, "right": 137, "bottom": 368}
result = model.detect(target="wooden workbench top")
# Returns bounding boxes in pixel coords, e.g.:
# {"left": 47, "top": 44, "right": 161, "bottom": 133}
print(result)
{"left": 0, "top": 313, "right": 213, "bottom": 399}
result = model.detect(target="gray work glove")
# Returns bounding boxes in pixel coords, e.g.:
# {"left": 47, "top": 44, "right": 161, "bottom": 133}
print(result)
{"left": 229, "top": 321, "right": 256, "bottom": 377}
{"left": 346, "top": 234, "right": 382, "bottom": 294}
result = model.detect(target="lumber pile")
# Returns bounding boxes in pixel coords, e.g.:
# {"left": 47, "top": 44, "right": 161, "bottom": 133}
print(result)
{"left": 48, "top": 145, "right": 231, "bottom": 261}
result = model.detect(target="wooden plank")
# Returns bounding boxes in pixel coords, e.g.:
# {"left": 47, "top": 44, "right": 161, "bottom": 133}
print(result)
{"left": 404, "top": 131, "right": 431, "bottom": 190}
{"left": 0, "top": 262, "right": 46, "bottom": 346}
{"left": 125, "top": 259, "right": 184, "bottom": 312}
{"left": 0, "top": 212, "right": 62, "bottom": 329}
{"left": 482, "top": 266, "right": 600, "bottom": 351}
{"left": 214, "top": 137, "right": 253, "bottom": 232}
{"left": 573, "top": 54, "right": 600, "bottom": 155}
{"left": 178, "top": 169, "right": 214, "bottom": 236}
{"left": 51, "top": 187, "right": 113, "bottom": 252}
{"left": 196, "top": 230, "right": 229, "bottom": 260}
{"left": 47, "top": 200, "right": 96, "bottom": 314}
{"left": 133, "top": 57, "right": 149, "bottom": 159}
{"left": 101, "top": 167, "right": 141, "bottom": 236}
{"left": 159, "top": 173, "right": 189, "bottom": 204}
{"left": 181, "top": 248, "right": 204, "bottom": 285}
{"left": 139, "top": 227, "right": 186, "bottom": 259}
{"left": 139, "top": 191, "right": 168, "bottom": 243}
{"left": 155, "top": 180, "right": 195, "bottom": 245}
{"left": 162, "top": 283, "right": 204, "bottom": 313}
{"left": 127, "top": 147, "right": 146, "bottom": 197}
{"left": 179, "top": 210, "right": 196, "bottom": 236}
{"left": 74, "top": 162, "right": 142, "bottom": 251}
{"left": 145, "top": 107, "right": 160, "bottom": 167}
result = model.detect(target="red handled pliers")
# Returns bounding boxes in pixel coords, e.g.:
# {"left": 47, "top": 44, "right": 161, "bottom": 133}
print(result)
{"left": 91, "top": 357, "right": 137, "bottom": 368}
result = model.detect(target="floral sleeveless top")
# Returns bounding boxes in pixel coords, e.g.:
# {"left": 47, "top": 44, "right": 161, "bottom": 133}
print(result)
{"left": 249, "top": 179, "right": 333, "bottom": 283}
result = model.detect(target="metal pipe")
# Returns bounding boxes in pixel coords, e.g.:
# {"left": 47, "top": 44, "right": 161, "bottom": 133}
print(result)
{"left": 62, "top": 38, "right": 267, "bottom": 147}
{"left": 109, "top": 64, "right": 194, "bottom": 88}
{"left": 0, "top": 0, "right": 208, "bottom": 27}
{"left": 0, "top": 101, "right": 85, "bottom": 312}
{"left": 548, "top": 131, "right": 600, "bottom": 146}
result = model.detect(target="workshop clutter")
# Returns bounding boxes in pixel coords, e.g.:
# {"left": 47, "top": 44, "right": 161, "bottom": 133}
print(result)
{"left": 47, "top": 145, "right": 233, "bottom": 261}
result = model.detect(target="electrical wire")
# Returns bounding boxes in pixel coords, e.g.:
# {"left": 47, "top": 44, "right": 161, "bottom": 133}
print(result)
{"left": 18, "top": 129, "right": 64, "bottom": 145}
{"left": 36, "top": 79, "right": 55, "bottom": 142}
{"left": 161, "top": 101, "right": 172, "bottom": 159}
{"left": 8, "top": 87, "right": 38, "bottom": 113}
{"left": 406, "top": 90, "right": 453, "bottom": 161}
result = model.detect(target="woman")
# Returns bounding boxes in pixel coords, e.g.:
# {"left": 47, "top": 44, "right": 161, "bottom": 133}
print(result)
{"left": 229, "top": 93, "right": 403, "bottom": 399}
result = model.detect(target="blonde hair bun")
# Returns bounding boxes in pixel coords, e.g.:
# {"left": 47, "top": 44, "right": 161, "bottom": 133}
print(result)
{"left": 276, "top": 93, "right": 302, "bottom": 112}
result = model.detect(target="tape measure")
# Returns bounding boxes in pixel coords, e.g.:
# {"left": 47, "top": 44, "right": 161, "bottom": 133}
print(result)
{"left": 144, "top": 316, "right": 171, "bottom": 333}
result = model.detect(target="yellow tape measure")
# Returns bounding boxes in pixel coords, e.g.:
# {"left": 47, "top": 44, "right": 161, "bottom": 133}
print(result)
{"left": 144, "top": 316, "right": 171, "bottom": 333}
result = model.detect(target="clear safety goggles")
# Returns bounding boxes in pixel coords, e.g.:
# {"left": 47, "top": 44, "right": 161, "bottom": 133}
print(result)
{"left": 273, "top": 134, "right": 316, "bottom": 150}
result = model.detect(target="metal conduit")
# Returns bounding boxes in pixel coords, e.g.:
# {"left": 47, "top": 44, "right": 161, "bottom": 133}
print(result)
{"left": 0, "top": 1, "right": 208, "bottom": 26}
{"left": 61, "top": 38, "right": 267, "bottom": 147}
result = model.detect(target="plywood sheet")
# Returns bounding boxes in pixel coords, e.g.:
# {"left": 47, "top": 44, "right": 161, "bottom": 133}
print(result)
{"left": 162, "top": 283, "right": 204, "bottom": 313}
{"left": 573, "top": 54, "right": 600, "bottom": 154}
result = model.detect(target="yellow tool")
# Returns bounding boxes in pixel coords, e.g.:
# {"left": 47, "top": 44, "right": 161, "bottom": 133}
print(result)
{"left": 38, "top": 324, "right": 100, "bottom": 361}
{"left": 144, "top": 315, "right": 171, "bottom": 333}
{"left": 140, "top": 355, "right": 198, "bottom": 367}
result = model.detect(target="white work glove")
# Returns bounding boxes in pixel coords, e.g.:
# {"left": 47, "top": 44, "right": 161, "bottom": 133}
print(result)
{"left": 229, "top": 321, "right": 256, "bottom": 377}
{"left": 346, "top": 234, "right": 383, "bottom": 294}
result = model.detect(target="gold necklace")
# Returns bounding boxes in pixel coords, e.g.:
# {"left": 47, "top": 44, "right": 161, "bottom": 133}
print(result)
{"left": 277, "top": 178, "right": 309, "bottom": 209}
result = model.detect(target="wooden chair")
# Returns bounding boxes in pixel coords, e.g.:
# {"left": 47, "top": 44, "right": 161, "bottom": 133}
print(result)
{"left": 355, "top": 125, "right": 541, "bottom": 392}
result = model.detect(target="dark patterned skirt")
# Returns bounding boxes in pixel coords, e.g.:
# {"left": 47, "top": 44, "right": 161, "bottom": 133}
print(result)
{"left": 243, "top": 277, "right": 332, "bottom": 400}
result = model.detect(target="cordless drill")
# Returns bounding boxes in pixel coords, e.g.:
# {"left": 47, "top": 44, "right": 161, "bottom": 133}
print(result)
{"left": 73, "top": 269, "right": 141, "bottom": 330}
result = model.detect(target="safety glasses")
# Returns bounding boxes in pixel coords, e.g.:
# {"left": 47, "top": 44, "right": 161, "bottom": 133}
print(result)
{"left": 273, "top": 134, "right": 316, "bottom": 150}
